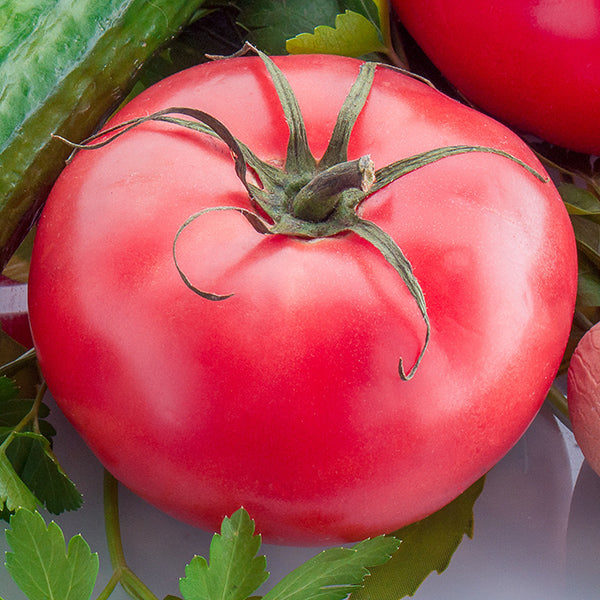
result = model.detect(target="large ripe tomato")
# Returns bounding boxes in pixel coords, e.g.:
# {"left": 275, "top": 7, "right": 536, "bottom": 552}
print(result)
{"left": 392, "top": 0, "right": 600, "bottom": 155}
{"left": 28, "top": 53, "right": 577, "bottom": 545}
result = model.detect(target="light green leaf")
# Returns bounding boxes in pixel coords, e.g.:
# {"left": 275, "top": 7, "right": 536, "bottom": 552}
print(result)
{"left": 0, "top": 452, "right": 38, "bottom": 512}
{"left": 350, "top": 478, "right": 485, "bottom": 600}
{"left": 263, "top": 535, "right": 400, "bottom": 600}
{"left": 5, "top": 508, "right": 99, "bottom": 600}
{"left": 344, "top": 0, "right": 383, "bottom": 40}
{"left": 286, "top": 10, "right": 386, "bottom": 57}
{"left": 179, "top": 508, "right": 269, "bottom": 600}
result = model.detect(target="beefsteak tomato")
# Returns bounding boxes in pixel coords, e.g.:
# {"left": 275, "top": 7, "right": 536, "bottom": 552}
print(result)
{"left": 392, "top": 0, "right": 600, "bottom": 155}
{"left": 28, "top": 52, "right": 577, "bottom": 545}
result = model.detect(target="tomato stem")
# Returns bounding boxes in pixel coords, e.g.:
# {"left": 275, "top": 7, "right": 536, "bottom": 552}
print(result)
{"left": 292, "top": 156, "right": 375, "bottom": 222}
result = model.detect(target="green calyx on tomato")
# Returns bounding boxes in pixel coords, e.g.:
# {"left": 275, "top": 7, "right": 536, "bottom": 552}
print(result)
{"left": 57, "top": 44, "right": 548, "bottom": 381}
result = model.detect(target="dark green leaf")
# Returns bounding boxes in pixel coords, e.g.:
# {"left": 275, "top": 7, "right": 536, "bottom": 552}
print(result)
{"left": 0, "top": 375, "right": 80, "bottom": 516}
{"left": 0, "top": 453, "right": 38, "bottom": 513}
{"left": 0, "top": 332, "right": 40, "bottom": 398}
{"left": 576, "top": 254, "right": 600, "bottom": 307}
{"left": 0, "top": 395, "right": 54, "bottom": 438}
{"left": 351, "top": 477, "right": 485, "bottom": 600}
{"left": 5, "top": 508, "right": 99, "bottom": 600}
{"left": 7, "top": 432, "right": 82, "bottom": 514}
{"left": 179, "top": 508, "right": 269, "bottom": 600}
{"left": 559, "top": 183, "right": 600, "bottom": 216}
{"left": 263, "top": 536, "right": 399, "bottom": 600}
{"left": 0, "top": 376, "right": 17, "bottom": 402}
{"left": 572, "top": 215, "right": 600, "bottom": 268}
{"left": 236, "top": 0, "right": 342, "bottom": 54}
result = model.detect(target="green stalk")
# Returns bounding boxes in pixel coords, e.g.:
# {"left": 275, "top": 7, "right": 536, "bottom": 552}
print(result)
{"left": 0, "top": 381, "right": 46, "bottom": 453}
{"left": 545, "top": 384, "right": 572, "bottom": 430}
{"left": 103, "top": 470, "right": 160, "bottom": 600}
{"left": 95, "top": 571, "right": 121, "bottom": 600}
{"left": 0, "top": 347, "right": 37, "bottom": 377}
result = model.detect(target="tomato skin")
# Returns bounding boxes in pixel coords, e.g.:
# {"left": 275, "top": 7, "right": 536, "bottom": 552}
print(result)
{"left": 392, "top": 0, "right": 600, "bottom": 155}
{"left": 28, "top": 54, "right": 577, "bottom": 544}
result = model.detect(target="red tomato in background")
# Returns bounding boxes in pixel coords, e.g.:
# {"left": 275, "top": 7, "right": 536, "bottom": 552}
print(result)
{"left": 28, "top": 54, "right": 577, "bottom": 545}
{"left": 392, "top": 0, "right": 600, "bottom": 155}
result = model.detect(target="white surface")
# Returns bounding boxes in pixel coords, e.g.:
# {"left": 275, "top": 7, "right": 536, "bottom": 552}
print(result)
{"left": 1, "top": 393, "right": 598, "bottom": 600}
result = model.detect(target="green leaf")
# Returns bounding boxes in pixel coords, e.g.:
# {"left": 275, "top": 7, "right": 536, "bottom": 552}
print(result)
{"left": 179, "top": 508, "right": 269, "bottom": 600}
{"left": 286, "top": 10, "right": 385, "bottom": 57}
{"left": 263, "top": 536, "right": 400, "bottom": 600}
{"left": 351, "top": 477, "right": 485, "bottom": 600}
{"left": 7, "top": 432, "right": 82, "bottom": 514}
{"left": 0, "top": 394, "right": 55, "bottom": 439}
{"left": 0, "top": 452, "right": 38, "bottom": 512}
{"left": 344, "top": 0, "right": 382, "bottom": 34}
{"left": 560, "top": 183, "right": 600, "bottom": 216}
{"left": 0, "top": 375, "right": 79, "bottom": 517}
{"left": 577, "top": 254, "right": 600, "bottom": 307}
{"left": 0, "top": 334, "right": 40, "bottom": 399}
{"left": 236, "top": 0, "right": 342, "bottom": 54}
{"left": 0, "top": 376, "right": 18, "bottom": 402}
{"left": 572, "top": 215, "right": 600, "bottom": 268}
{"left": 5, "top": 508, "right": 99, "bottom": 600}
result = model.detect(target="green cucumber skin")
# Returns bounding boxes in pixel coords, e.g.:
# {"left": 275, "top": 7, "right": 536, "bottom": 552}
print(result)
{"left": 0, "top": 0, "right": 206, "bottom": 269}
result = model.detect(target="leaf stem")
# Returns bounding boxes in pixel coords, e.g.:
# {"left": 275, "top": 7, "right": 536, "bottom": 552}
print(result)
{"left": 545, "top": 384, "right": 572, "bottom": 430}
{"left": 0, "top": 380, "right": 47, "bottom": 453}
{"left": 0, "top": 347, "right": 37, "bottom": 377}
{"left": 103, "top": 470, "right": 160, "bottom": 600}
{"left": 95, "top": 571, "right": 121, "bottom": 600}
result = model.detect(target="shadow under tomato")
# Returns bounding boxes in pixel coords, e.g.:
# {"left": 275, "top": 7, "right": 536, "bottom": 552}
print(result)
{"left": 408, "top": 404, "right": 573, "bottom": 600}
{"left": 566, "top": 460, "right": 600, "bottom": 599}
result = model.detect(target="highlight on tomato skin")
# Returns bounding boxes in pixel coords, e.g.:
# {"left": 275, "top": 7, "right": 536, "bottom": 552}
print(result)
{"left": 27, "top": 51, "right": 578, "bottom": 545}
{"left": 391, "top": 0, "right": 600, "bottom": 155}
{"left": 568, "top": 323, "right": 600, "bottom": 477}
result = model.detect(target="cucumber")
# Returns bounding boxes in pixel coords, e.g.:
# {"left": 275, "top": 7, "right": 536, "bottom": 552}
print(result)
{"left": 0, "top": 0, "right": 207, "bottom": 269}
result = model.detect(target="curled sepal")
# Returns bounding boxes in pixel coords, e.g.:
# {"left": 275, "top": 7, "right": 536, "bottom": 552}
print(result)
{"left": 250, "top": 46, "right": 316, "bottom": 176}
{"left": 172, "top": 206, "right": 273, "bottom": 300}
{"left": 371, "top": 144, "right": 548, "bottom": 194}
{"left": 351, "top": 218, "right": 430, "bottom": 381}
{"left": 318, "top": 61, "right": 377, "bottom": 170}
{"left": 54, "top": 107, "right": 255, "bottom": 201}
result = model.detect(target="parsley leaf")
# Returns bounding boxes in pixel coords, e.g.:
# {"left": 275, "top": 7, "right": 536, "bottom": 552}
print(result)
{"left": 180, "top": 508, "right": 269, "bottom": 600}
{"left": 180, "top": 508, "right": 399, "bottom": 600}
{"left": 0, "top": 453, "right": 38, "bottom": 513}
{"left": 6, "top": 432, "right": 82, "bottom": 514}
{"left": 0, "top": 374, "right": 81, "bottom": 518}
{"left": 4, "top": 508, "right": 99, "bottom": 600}
{"left": 263, "top": 536, "right": 400, "bottom": 600}
{"left": 286, "top": 10, "right": 386, "bottom": 57}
